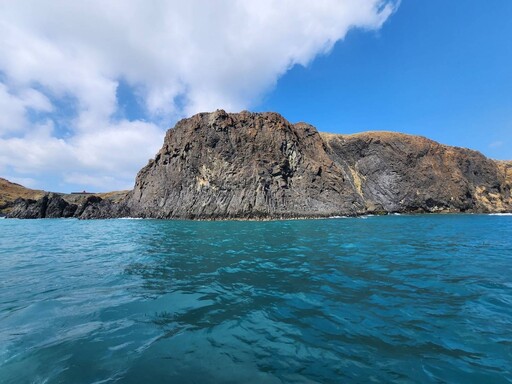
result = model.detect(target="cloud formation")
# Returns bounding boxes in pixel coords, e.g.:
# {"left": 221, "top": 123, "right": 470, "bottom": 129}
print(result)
{"left": 0, "top": 0, "right": 397, "bottom": 191}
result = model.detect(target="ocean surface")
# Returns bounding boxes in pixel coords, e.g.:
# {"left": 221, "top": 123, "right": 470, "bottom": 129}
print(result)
{"left": 0, "top": 214, "right": 511, "bottom": 384}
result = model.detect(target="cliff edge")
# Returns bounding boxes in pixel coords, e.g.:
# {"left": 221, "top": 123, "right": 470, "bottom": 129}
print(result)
{"left": 126, "top": 110, "right": 511, "bottom": 218}
{"left": 4, "top": 110, "right": 512, "bottom": 219}
{"left": 127, "top": 110, "right": 365, "bottom": 219}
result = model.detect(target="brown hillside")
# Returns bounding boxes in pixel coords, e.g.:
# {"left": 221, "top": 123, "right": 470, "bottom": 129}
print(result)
{"left": 0, "top": 178, "right": 45, "bottom": 212}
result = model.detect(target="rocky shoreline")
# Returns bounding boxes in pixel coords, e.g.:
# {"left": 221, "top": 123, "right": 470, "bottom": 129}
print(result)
{"left": 4, "top": 110, "right": 512, "bottom": 219}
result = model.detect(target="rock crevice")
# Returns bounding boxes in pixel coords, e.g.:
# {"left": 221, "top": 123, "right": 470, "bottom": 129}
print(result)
{"left": 5, "top": 111, "right": 512, "bottom": 219}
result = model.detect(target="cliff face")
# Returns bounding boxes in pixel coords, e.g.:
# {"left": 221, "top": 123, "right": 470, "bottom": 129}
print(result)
{"left": 323, "top": 132, "right": 512, "bottom": 213}
{"left": 5, "top": 191, "right": 129, "bottom": 219}
{"left": 125, "top": 110, "right": 511, "bottom": 218}
{"left": 128, "top": 110, "right": 365, "bottom": 219}
{"left": 5, "top": 110, "right": 512, "bottom": 219}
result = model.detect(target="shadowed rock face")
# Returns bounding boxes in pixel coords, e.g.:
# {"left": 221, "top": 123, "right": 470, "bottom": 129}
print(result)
{"left": 126, "top": 110, "right": 511, "bottom": 218}
{"left": 5, "top": 110, "right": 512, "bottom": 219}
{"left": 323, "top": 132, "right": 512, "bottom": 214}
{"left": 128, "top": 110, "right": 366, "bottom": 219}
{"left": 6, "top": 193, "right": 130, "bottom": 219}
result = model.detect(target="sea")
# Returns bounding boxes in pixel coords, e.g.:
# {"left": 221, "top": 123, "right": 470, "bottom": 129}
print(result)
{"left": 0, "top": 214, "right": 511, "bottom": 383}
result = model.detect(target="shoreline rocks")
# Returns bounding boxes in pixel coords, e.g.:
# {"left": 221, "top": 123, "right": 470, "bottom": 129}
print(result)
{"left": 4, "top": 111, "right": 512, "bottom": 219}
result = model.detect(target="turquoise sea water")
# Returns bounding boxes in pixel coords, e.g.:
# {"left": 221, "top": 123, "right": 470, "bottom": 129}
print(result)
{"left": 0, "top": 215, "right": 511, "bottom": 383}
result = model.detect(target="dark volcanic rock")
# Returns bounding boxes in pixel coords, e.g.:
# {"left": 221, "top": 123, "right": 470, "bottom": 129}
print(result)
{"left": 8, "top": 197, "right": 48, "bottom": 219}
{"left": 7, "top": 193, "right": 127, "bottom": 219}
{"left": 45, "top": 193, "right": 76, "bottom": 218}
{"left": 8, "top": 193, "right": 76, "bottom": 219}
{"left": 127, "top": 110, "right": 366, "bottom": 219}
{"left": 5, "top": 110, "right": 512, "bottom": 219}
{"left": 77, "top": 196, "right": 129, "bottom": 219}
{"left": 126, "top": 111, "right": 511, "bottom": 218}
{"left": 323, "top": 132, "right": 512, "bottom": 213}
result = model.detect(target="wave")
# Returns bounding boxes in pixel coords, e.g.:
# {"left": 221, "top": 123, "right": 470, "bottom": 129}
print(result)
{"left": 489, "top": 213, "right": 512, "bottom": 216}
{"left": 358, "top": 214, "right": 376, "bottom": 219}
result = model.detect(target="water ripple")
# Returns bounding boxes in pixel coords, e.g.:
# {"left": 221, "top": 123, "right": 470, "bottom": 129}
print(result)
{"left": 0, "top": 215, "right": 511, "bottom": 383}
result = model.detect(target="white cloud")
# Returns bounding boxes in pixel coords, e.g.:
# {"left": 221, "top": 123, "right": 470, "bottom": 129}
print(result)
{"left": 0, "top": 83, "right": 53, "bottom": 135}
{"left": 0, "top": 119, "right": 163, "bottom": 191}
{"left": 0, "top": 0, "right": 398, "bottom": 192}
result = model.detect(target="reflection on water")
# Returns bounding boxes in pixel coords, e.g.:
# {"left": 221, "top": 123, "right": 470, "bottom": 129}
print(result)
{"left": 1, "top": 215, "right": 512, "bottom": 383}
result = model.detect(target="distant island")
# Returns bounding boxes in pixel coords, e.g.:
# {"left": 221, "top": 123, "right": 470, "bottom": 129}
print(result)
{"left": 2, "top": 110, "right": 511, "bottom": 219}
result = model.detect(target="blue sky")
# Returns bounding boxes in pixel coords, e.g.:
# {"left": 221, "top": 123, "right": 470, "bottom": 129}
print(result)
{"left": 258, "top": 0, "right": 512, "bottom": 161}
{"left": 0, "top": 1, "right": 510, "bottom": 192}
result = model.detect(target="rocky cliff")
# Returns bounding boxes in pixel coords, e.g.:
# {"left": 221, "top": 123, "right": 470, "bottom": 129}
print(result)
{"left": 127, "top": 110, "right": 366, "bottom": 219}
{"left": 5, "top": 110, "right": 512, "bottom": 219}
{"left": 5, "top": 190, "right": 129, "bottom": 219}
{"left": 126, "top": 110, "right": 511, "bottom": 218}
{"left": 323, "top": 131, "right": 512, "bottom": 214}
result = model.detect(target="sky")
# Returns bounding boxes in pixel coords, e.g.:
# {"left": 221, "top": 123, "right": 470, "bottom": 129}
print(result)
{"left": 0, "top": 0, "right": 511, "bottom": 193}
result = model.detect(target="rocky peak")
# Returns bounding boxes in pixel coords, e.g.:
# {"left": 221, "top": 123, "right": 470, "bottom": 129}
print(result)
{"left": 128, "top": 110, "right": 365, "bottom": 219}
{"left": 4, "top": 111, "right": 511, "bottom": 219}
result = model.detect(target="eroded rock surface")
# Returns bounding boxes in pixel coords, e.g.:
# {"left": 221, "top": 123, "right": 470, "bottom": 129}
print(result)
{"left": 323, "top": 132, "right": 512, "bottom": 214}
{"left": 5, "top": 110, "right": 512, "bottom": 219}
{"left": 7, "top": 193, "right": 129, "bottom": 219}
{"left": 126, "top": 110, "right": 511, "bottom": 218}
{"left": 128, "top": 110, "right": 365, "bottom": 219}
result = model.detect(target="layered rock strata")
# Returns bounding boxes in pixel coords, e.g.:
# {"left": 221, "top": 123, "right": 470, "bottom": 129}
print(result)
{"left": 6, "top": 192, "right": 129, "bottom": 219}
{"left": 5, "top": 111, "right": 512, "bottom": 219}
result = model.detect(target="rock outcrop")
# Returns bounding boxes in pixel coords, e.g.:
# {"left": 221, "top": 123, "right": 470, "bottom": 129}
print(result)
{"left": 127, "top": 111, "right": 366, "bottom": 219}
{"left": 323, "top": 132, "right": 512, "bottom": 214}
{"left": 4, "top": 110, "right": 512, "bottom": 219}
{"left": 6, "top": 192, "right": 129, "bottom": 219}
{"left": 125, "top": 110, "right": 511, "bottom": 218}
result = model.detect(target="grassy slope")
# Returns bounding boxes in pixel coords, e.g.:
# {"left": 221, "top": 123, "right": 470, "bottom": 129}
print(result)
{"left": 0, "top": 178, "right": 46, "bottom": 209}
